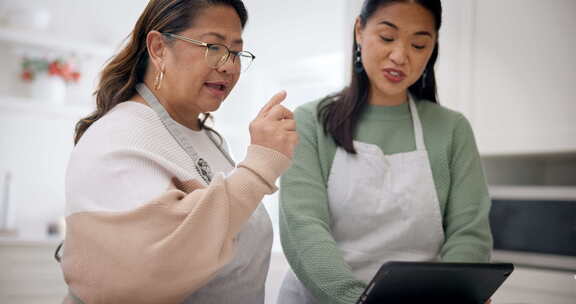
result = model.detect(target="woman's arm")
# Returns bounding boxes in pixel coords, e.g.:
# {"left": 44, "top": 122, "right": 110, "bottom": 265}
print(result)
{"left": 441, "top": 115, "right": 493, "bottom": 262}
{"left": 63, "top": 144, "right": 290, "bottom": 304}
{"left": 280, "top": 106, "right": 367, "bottom": 304}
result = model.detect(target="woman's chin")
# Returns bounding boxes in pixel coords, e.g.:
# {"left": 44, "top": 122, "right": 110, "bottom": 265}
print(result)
{"left": 201, "top": 101, "right": 223, "bottom": 113}
{"left": 196, "top": 94, "right": 225, "bottom": 113}
{"left": 376, "top": 83, "right": 409, "bottom": 98}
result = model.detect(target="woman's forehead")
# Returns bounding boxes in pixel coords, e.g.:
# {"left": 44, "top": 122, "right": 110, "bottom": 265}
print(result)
{"left": 367, "top": 3, "right": 436, "bottom": 32}
{"left": 183, "top": 6, "right": 243, "bottom": 43}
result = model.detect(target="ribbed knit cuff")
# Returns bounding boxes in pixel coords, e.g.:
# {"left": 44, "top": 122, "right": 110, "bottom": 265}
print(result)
{"left": 238, "top": 145, "right": 292, "bottom": 189}
{"left": 442, "top": 247, "right": 492, "bottom": 263}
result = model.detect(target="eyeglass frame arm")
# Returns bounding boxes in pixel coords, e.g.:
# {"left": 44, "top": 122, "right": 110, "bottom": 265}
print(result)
{"left": 163, "top": 33, "right": 256, "bottom": 62}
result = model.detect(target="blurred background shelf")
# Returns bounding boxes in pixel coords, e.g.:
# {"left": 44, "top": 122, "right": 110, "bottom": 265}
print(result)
{"left": 0, "top": 28, "right": 114, "bottom": 58}
{"left": 0, "top": 95, "right": 92, "bottom": 119}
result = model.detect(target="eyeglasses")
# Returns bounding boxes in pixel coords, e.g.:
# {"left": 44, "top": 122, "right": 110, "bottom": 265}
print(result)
{"left": 164, "top": 33, "right": 255, "bottom": 73}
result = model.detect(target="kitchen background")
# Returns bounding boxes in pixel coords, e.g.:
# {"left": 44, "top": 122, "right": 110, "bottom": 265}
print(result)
{"left": 0, "top": 0, "right": 574, "bottom": 303}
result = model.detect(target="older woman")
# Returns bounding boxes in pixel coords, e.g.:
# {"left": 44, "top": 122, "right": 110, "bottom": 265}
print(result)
{"left": 59, "top": 0, "right": 297, "bottom": 303}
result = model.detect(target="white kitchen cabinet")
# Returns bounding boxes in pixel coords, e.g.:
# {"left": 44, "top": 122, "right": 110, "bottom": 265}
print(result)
{"left": 0, "top": 238, "right": 67, "bottom": 304}
{"left": 472, "top": 0, "right": 576, "bottom": 155}
{"left": 475, "top": 0, "right": 574, "bottom": 155}
{"left": 438, "top": 0, "right": 576, "bottom": 155}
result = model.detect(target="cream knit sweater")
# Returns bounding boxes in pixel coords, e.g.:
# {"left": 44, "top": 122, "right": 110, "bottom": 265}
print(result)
{"left": 62, "top": 102, "right": 291, "bottom": 303}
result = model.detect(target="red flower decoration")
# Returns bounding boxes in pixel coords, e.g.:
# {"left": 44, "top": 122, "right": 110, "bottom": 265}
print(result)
{"left": 21, "top": 57, "right": 82, "bottom": 83}
{"left": 21, "top": 70, "right": 33, "bottom": 81}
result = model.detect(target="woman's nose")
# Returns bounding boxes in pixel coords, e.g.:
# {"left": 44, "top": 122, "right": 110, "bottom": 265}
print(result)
{"left": 217, "top": 55, "right": 240, "bottom": 74}
{"left": 389, "top": 44, "right": 407, "bottom": 66}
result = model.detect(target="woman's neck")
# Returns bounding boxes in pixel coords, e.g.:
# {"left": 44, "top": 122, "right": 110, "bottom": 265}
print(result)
{"left": 368, "top": 87, "right": 408, "bottom": 106}
{"left": 170, "top": 108, "right": 201, "bottom": 131}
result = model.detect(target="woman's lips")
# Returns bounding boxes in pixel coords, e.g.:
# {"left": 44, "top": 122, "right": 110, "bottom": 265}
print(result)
{"left": 204, "top": 82, "right": 227, "bottom": 98}
{"left": 382, "top": 68, "right": 407, "bottom": 83}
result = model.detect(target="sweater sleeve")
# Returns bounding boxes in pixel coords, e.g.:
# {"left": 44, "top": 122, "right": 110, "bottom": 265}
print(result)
{"left": 62, "top": 145, "right": 290, "bottom": 304}
{"left": 441, "top": 115, "right": 493, "bottom": 262}
{"left": 279, "top": 106, "right": 367, "bottom": 304}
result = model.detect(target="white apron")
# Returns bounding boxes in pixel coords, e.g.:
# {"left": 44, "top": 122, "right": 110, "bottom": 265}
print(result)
{"left": 278, "top": 97, "right": 445, "bottom": 304}
{"left": 137, "top": 84, "right": 274, "bottom": 304}
{"left": 183, "top": 204, "right": 273, "bottom": 303}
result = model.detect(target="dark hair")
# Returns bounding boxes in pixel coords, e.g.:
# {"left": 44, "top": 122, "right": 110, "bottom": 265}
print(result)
{"left": 318, "top": 0, "right": 442, "bottom": 154}
{"left": 73, "top": 0, "right": 248, "bottom": 144}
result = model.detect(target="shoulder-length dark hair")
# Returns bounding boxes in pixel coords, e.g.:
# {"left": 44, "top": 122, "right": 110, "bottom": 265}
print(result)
{"left": 318, "top": 0, "right": 442, "bottom": 154}
{"left": 73, "top": 0, "right": 248, "bottom": 144}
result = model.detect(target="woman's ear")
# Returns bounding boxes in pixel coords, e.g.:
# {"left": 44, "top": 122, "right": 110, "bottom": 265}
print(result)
{"left": 354, "top": 17, "right": 364, "bottom": 46}
{"left": 146, "top": 30, "right": 167, "bottom": 72}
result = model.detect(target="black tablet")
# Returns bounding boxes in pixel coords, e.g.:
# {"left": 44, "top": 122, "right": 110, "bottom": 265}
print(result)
{"left": 356, "top": 261, "right": 514, "bottom": 304}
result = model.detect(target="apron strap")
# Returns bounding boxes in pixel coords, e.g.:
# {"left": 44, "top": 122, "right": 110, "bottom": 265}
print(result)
{"left": 408, "top": 95, "right": 426, "bottom": 151}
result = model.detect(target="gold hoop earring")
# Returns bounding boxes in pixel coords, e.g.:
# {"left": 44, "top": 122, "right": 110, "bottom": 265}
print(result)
{"left": 154, "top": 67, "right": 165, "bottom": 91}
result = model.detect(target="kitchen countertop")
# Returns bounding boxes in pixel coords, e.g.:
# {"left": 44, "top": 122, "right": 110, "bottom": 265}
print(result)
{"left": 0, "top": 235, "right": 63, "bottom": 246}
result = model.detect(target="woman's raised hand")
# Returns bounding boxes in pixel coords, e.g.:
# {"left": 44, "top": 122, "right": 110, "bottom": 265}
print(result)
{"left": 249, "top": 91, "right": 299, "bottom": 159}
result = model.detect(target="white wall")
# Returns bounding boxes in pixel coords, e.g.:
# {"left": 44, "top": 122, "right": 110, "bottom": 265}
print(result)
{"left": 435, "top": 0, "right": 476, "bottom": 118}
{"left": 0, "top": 0, "right": 147, "bottom": 237}
{"left": 219, "top": 0, "right": 349, "bottom": 252}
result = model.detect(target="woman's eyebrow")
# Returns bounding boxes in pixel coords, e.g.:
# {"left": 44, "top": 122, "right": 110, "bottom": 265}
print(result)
{"left": 379, "top": 20, "right": 399, "bottom": 30}
{"left": 414, "top": 31, "right": 433, "bottom": 37}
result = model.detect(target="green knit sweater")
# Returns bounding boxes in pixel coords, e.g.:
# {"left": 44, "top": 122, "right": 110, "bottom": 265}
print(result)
{"left": 279, "top": 99, "right": 493, "bottom": 304}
